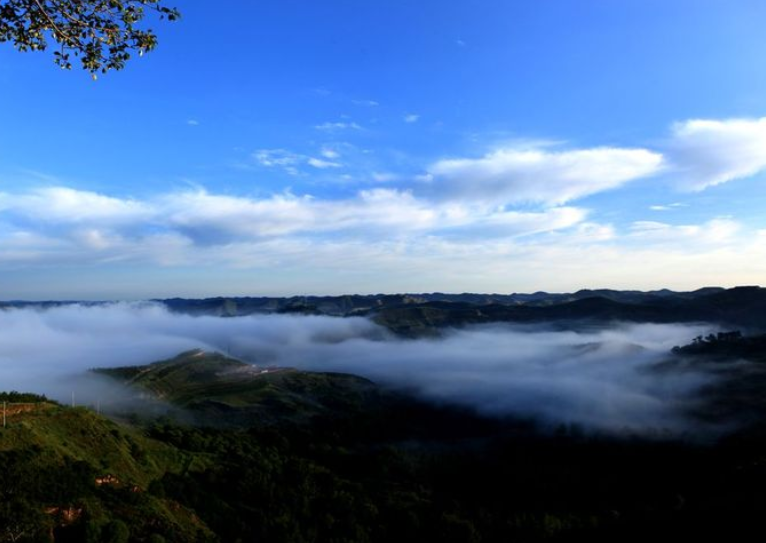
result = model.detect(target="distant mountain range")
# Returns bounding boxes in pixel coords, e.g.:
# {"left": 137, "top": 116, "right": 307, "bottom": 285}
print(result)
{"left": 368, "top": 286, "right": 766, "bottom": 336}
{"left": 157, "top": 286, "right": 731, "bottom": 318}
{"left": 4, "top": 286, "right": 766, "bottom": 336}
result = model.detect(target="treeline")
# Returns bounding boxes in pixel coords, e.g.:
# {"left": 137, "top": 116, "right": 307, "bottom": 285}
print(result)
{"left": 0, "top": 391, "right": 49, "bottom": 403}
{"left": 672, "top": 331, "right": 766, "bottom": 361}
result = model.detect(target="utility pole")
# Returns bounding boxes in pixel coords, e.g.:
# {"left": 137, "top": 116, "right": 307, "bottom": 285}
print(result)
{"left": 71, "top": 391, "right": 75, "bottom": 408}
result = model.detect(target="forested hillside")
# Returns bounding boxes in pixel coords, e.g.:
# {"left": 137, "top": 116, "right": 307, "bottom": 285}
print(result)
{"left": 5, "top": 343, "right": 766, "bottom": 542}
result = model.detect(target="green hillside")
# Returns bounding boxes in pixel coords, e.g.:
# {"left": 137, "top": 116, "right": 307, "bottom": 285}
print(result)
{"left": 93, "top": 349, "right": 382, "bottom": 426}
{"left": 0, "top": 403, "right": 215, "bottom": 542}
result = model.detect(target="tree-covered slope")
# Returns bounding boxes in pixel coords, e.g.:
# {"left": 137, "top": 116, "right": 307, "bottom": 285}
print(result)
{"left": 0, "top": 403, "right": 214, "bottom": 542}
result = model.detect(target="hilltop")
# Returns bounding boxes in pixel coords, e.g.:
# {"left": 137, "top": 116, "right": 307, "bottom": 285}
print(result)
{"left": 92, "top": 349, "right": 384, "bottom": 427}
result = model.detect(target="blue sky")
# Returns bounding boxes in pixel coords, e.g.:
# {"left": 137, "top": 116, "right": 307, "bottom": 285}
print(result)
{"left": 1, "top": 0, "right": 766, "bottom": 299}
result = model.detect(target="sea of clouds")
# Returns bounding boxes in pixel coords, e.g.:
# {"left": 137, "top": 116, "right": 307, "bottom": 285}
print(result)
{"left": 0, "top": 303, "right": 718, "bottom": 434}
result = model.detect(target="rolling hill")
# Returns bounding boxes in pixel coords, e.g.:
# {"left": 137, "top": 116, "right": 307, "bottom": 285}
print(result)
{"left": 92, "top": 349, "right": 386, "bottom": 427}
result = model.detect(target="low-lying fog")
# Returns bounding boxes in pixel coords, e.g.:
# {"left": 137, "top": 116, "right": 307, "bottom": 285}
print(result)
{"left": 0, "top": 303, "right": 717, "bottom": 433}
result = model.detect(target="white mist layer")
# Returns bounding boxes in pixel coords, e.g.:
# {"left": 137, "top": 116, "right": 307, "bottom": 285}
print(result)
{"left": 0, "top": 303, "right": 715, "bottom": 433}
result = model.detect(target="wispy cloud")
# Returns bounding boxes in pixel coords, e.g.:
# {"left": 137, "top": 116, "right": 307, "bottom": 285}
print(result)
{"left": 371, "top": 172, "right": 400, "bottom": 183}
{"left": 429, "top": 146, "right": 664, "bottom": 205}
{"left": 0, "top": 187, "right": 153, "bottom": 225}
{"left": 629, "top": 218, "right": 740, "bottom": 244}
{"left": 253, "top": 149, "right": 302, "bottom": 167}
{"left": 320, "top": 147, "right": 341, "bottom": 159}
{"left": 253, "top": 148, "right": 344, "bottom": 174}
{"left": 650, "top": 203, "right": 687, "bottom": 211}
{"left": 315, "top": 121, "right": 363, "bottom": 132}
{"left": 404, "top": 113, "right": 420, "bottom": 123}
{"left": 3, "top": 181, "right": 762, "bottom": 297}
{"left": 423, "top": 116, "right": 766, "bottom": 208}
{"left": 0, "top": 185, "right": 593, "bottom": 268}
{"left": 352, "top": 99, "right": 379, "bottom": 107}
{"left": 666, "top": 117, "right": 766, "bottom": 191}
{"left": 307, "top": 157, "right": 342, "bottom": 169}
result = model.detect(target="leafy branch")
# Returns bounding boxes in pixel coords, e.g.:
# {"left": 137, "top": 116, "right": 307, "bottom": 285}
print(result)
{"left": 0, "top": 0, "right": 180, "bottom": 75}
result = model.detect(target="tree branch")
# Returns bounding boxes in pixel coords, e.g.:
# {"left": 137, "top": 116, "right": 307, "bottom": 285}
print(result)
{"left": 30, "top": 0, "right": 73, "bottom": 44}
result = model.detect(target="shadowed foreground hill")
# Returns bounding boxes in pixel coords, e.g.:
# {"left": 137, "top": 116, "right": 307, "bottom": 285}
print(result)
{"left": 0, "top": 402, "right": 214, "bottom": 542}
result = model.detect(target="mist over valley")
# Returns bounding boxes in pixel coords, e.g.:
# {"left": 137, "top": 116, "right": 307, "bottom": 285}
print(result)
{"left": 0, "top": 297, "right": 743, "bottom": 434}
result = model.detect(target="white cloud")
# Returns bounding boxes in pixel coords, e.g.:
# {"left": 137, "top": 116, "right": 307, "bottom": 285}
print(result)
{"left": 320, "top": 148, "right": 340, "bottom": 159}
{"left": 570, "top": 222, "right": 617, "bottom": 242}
{"left": 254, "top": 148, "right": 343, "bottom": 173}
{"left": 187, "top": 119, "right": 200, "bottom": 126}
{"left": 0, "top": 187, "right": 153, "bottom": 225}
{"left": 164, "top": 190, "right": 318, "bottom": 239}
{"left": 8, "top": 115, "right": 766, "bottom": 294}
{"left": 649, "top": 203, "right": 686, "bottom": 211}
{"left": 371, "top": 172, "right": 400, "bottom": 183}
{"left": 352, "top": 99, "right": 379, "bottom": 107}
{"left": 667, "top": 117, "right": 766, "bottom": 191}
{"left": 3, "top": 186, "right": 765, "bottom": 297}
{"left": 253, "top": 149, "right": 301, "bottom": 167}
{"left": 629, "top": 218, "right": 740, "bottom": 244}
{"left": 0, "top": 185, "right": 593, "bottom": 270}
{"left": 307, "top": 157, "right": 342, "bottom": 169}
{"left": 162, "top": 188, "right": 449, "bottom": 241}
{"left": 438, "top": 206, "right": 588, "bottom": 238}
{"left": 429, "top": 146, "right": 663, "bottom": 205}
{"left": 404, "top": 113, "right": 420, "bottom": 123}
{"left": 315, "top": 121, "right": 363, "bottom": 132}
